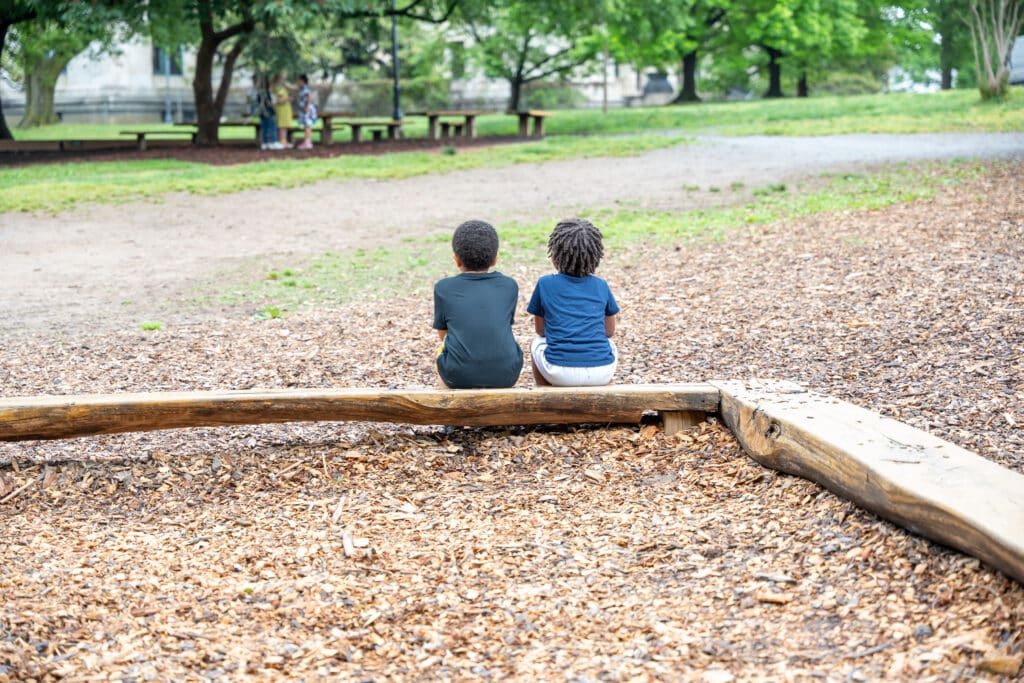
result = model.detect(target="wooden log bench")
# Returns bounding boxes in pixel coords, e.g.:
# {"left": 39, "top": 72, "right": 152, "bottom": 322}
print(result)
{"left": 1, "top": 381, "right": 1021, "bottom": 585}
{"left": 119, "top": 129, "right": 197, "bottom": 151}
{"left": 510, "top": 109, "right": 551, "bottom": 138}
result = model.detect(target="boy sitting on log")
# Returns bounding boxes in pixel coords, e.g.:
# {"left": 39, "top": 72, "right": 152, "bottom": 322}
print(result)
{"left": 432, "top": 220, "right": 524, "bottom": 388}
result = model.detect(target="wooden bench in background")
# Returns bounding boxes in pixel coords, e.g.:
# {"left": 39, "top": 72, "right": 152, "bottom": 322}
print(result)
{"left": 511, "top": 109, "right": 551, "bottom": 138}
{"left": 407, "top": 110, "right": 486, "bottom": 140}
{"left": 337, "top": 119, "right": 403, "bottom": 143}
{"left": 0, "top": 139, "right": 140, "bottom": 153}
{"left": 119, "top": 129, "right": 197, "bottom": 150}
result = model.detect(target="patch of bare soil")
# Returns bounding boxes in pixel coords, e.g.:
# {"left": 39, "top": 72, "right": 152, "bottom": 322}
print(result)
{"left": 0, "top": 162, "right": 1022, "bottom": 680}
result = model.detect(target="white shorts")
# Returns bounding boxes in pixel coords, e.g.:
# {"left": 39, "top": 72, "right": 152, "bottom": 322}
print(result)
{"left": 531, "top": 336, "right": 618, "bottom": 387}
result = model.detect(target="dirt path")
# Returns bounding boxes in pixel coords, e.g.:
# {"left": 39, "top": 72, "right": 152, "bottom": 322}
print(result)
{"left": 2, "top": 132, "right": 1022, "bottom": 337}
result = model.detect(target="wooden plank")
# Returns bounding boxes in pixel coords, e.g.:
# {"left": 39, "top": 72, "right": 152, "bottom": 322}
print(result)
{"left": 0, "top": 140, "right": 62, "bottom": 152}
{"left": 712, "top": 379, "right": 1024, "bottom": 585}
{"left": 0, "top": 384, "right": 719, "bottom": 442}
{"left": 658, "top": 410, "right": 705, "bottom": 434}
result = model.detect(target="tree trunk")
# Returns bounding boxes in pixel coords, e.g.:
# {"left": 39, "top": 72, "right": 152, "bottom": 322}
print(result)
{"left": 764, "top": 47, "right": 784, "bottom": 98}
{"left": 192, "top": 12, "right": 254, "bottom": 146}
{"left": 671, "top": 50, "right": 701, "bottom": 104}
{"left": 509, "top": 77, "right": 522, "bottom": 112}
{"left": 0, "top": 21, "right": 15, "bottom": 140}
{"left": 18, "top": 53, "right": 72, "bottom": 128}
{"left": 797, "top": 71, "right": 808, "bottom": 97}
{"left": 940, "top": 32, "right": 954, "bottom": 89}
{"left": 193, "top": 27, "right": 221, "bottom": 146}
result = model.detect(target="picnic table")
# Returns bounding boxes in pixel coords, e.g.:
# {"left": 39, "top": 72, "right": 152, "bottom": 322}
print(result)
{"left": 407, "top": 110, "right": 487, "bottom": 140}
{"left": 511, "top": 110, "right": 551, "bottom": 138}
{"left": 318, "top": 110, "right": 355, "bottom": 145}
{"left": 333, "top": 119, "right": 403, "bottom": 143}
{"left": 120, "top": 129, "right": 196, "bottom": 151}
{"left": 176, "top": 114, "right": 356, "bottom": 146}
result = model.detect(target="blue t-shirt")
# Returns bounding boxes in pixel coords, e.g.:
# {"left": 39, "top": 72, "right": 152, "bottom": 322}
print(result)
{"left": 527, "top": 273, "right": 619, "bottom": 367}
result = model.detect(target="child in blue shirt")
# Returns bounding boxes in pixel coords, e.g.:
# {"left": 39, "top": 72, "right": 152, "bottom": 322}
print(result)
{"left": 527, "top": 218, "right": 619, "bottom": 386}
{"left": 433, "top": 220, "right": 523, "bottom": 388}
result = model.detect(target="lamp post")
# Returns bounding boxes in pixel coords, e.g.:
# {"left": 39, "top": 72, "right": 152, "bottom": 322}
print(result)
{"left": 162, "top": 48, "right": 173, "bottom": 124}
{"left": 390, "top": 0, "right": 402, "bottom": 122}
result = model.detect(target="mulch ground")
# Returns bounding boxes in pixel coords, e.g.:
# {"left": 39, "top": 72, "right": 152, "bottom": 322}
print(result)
{"left": 1, "top": 161, "right": 1022, "bottom": 681}
{"left": 0, "top": 135, "right": 524, "bottom": 168}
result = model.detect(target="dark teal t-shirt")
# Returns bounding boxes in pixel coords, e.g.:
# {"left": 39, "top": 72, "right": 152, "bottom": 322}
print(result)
{"left": 433, "top": 271, "right": 523, "bottom": 388}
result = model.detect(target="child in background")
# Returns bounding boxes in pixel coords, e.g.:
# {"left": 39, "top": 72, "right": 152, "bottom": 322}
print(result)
{"left": 255, "top": 74, "right": 280, "bottom": 150}
{"left": 272, "top": 71, "right": 293, "bottom": 148}
{"left": 294, "top": 74, "right": 318, "bottom": 150}
{"left": 433, "top": 220, "right": 523, "bottom": 389}
{"left": 527, "top": 218, "right": 619, "bottom": 386}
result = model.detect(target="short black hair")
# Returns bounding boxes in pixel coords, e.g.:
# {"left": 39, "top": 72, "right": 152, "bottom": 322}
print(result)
{"left": 298, "top": 74, "right": 309, "bottom": 84}
{"left": 452, "top": 220, "right": 499, "bottom": 271}
{"left": 548, "top": 217, "right": 604, "bottom": 277}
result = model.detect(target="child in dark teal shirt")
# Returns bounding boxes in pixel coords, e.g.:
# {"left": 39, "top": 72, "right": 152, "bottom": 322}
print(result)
{"left": 432, "top": 220, "right": 523, "bottom": 388}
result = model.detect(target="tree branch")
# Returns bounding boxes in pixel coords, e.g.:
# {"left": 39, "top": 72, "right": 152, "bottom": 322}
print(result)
{"left": 214, "top": 34, "right": 249, "bottom": 114}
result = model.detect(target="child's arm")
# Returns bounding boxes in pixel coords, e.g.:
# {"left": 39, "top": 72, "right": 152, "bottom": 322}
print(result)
{"left": 534, "top": 315, "right": 545, "bottom": 336}
{"left": 437, "top": 329, "right": 447, "bottom": 341}
{"left": 605, "top": 314, "right": 616, "bottom": 337}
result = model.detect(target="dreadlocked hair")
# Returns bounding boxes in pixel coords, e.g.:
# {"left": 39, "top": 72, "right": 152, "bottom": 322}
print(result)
{"left": 547, "top": 218, "right": 604, "bottom": 277}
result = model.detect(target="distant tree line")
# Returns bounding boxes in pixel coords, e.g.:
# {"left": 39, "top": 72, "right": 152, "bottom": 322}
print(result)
{"left": 0, "top": 0, "right": 1021, "bottom": 143}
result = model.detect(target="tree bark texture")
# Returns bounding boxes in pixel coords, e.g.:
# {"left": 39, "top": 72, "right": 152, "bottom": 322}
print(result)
{"left": 18, "top": 53, "right": 73, "bottom": 128}
{"left": 963, "top": 0, "right": 1024, "bottom": 99}
{"left": 797, "top": 71, "right": 808, "bottom": 97}
{"left": 671, "top": 51, "right": 701, "bottom": 103}
{"left": 192, "top": 11, "right": 254, "bottom": 146}
{"left": 764, "top": 46, "right": 784, "bottom": 98}
{"left": 0, "top": 21, "right": 13, "bottom": 140}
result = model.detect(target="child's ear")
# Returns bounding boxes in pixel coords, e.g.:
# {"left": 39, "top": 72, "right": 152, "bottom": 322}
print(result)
{"left": 452, "top": 253, "right": 463, "bottom": 268}
{"left": 490, "top": 253, "right": 498, "bottom": 267}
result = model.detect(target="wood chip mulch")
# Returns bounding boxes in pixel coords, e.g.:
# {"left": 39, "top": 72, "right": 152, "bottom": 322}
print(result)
{"left": 1, "top": 161, "right": 1022, "bottom": 681}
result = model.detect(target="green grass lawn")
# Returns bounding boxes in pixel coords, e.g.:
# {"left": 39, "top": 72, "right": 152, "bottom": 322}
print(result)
{"left": 0, "top": 133, "right": 689, "bottom": 213}
{"left": 210, "top": 160, "right": 986, "bottom": 319}
{"left": 15, "top": 89, "right": 1024, "bottom": 143}
{"left": 2, "top": 90, "right": 1019, "bottom": 214}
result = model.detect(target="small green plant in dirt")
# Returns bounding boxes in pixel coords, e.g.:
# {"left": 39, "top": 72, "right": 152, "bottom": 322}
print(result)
{"left": 140, "top": 321, "right": 164, "bottom": 331}
{"left": 682, "top": 184, "right": 700, "bottom": 192}
{"left": 708, "top": 186, "right": 721, "bottom": 193}
{"left": 730, "top": 181, "right": 745, "bottom": 191}
{"left": 254, "top": 306, "right": 282, "bottom": 320}
{"left": 440, "top": 147, "right": 457, "bottom": 156}
{"left": 753, "top": 183, "right": 788, "bottom": 196}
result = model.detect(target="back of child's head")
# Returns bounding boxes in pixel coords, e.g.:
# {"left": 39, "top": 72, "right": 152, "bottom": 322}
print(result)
{"left": 452, "top": 220, "right": 499, "bottom": 271}
{"left": 548, "top": 217, "right": 604, "bottom": 277}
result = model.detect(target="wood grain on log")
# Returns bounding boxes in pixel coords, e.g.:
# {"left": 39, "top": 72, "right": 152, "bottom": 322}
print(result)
{"left": 0, "top": 384, "right": 719, "bottom": 442}
{"left": 713, "top": 379, "right": 1024, "bottom": 585}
